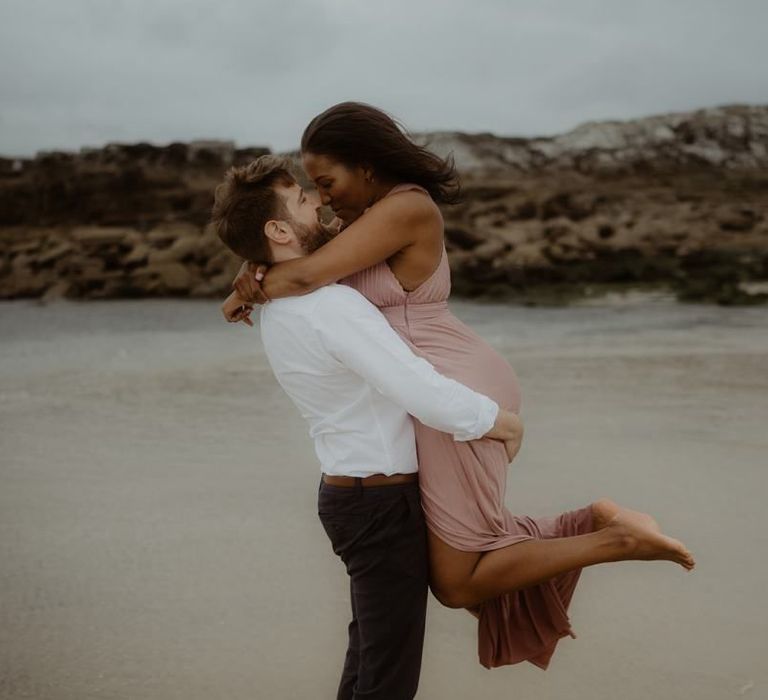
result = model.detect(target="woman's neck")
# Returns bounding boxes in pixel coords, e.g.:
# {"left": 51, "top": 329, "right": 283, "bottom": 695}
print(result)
{"left": 366, "top": 179, "right": 402, "bottom": 208}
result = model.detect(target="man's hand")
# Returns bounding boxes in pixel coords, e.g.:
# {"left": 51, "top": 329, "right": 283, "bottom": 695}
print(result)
{"left": 485, "top": 409, "right": 523, "bottom": 441}
{"left": 221, "top": 291, "right": 254, "bottom": 326}
{"left": 232, "top": 260, "right": 270, "bottom": 305}
{"left": 484, "top": 409, "right": 524, "bottom": 462}
{"left": 504, "top": 437, "right": 522, "bottom": 463}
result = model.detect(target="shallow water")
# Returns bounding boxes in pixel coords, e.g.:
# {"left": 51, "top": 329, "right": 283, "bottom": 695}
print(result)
{"left": 1, "top": 296, "right": 767, "bottom": 700}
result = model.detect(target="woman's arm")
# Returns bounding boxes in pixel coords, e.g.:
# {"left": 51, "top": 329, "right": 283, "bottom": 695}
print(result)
{"left": 233, "top": 191, "right": 438, "bottom": 304}
{"left": 221, "top": 291, "right": 255, "bottom": 326}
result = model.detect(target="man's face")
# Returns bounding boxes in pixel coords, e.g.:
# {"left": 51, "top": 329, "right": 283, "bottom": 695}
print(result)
{"left": 275, "top": 182, "right": 337, "bottom": 254}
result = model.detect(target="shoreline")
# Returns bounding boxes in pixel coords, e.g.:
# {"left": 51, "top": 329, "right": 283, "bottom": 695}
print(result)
{"left": 5, "top": 280, "right": 766, "bottom": 308}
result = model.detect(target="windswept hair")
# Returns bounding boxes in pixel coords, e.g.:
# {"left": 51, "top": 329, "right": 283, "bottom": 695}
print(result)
{"left": 301, "top": 102, "right": 461, "bottom": 205}
{"left": 210, "top": 155, "right": 296, "bottom": 262}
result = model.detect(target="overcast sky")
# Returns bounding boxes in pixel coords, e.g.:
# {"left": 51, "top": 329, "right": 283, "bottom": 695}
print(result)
{"left": 1, "top": 0, "right": 766, "bottom": 157}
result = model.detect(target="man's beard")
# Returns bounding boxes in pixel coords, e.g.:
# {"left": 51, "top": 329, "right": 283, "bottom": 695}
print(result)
{"left": 292, "top": 219, "right": 337, "bottom": 254}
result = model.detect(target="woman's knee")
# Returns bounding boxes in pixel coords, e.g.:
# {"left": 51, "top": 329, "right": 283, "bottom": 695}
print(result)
{"left": 430, "top": 583, "right": 473, "bottom": 610}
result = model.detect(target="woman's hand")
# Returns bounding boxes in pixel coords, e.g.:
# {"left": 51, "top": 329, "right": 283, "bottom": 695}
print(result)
{"left": 221, "top": 291, "right": 255, "bottom": 326}
{"left": 231, "top": 261, "right": 270, "bottom": 305}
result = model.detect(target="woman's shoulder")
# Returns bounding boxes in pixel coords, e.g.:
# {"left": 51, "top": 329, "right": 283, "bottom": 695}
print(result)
{"left": 379, "top": 183, "right": 441, "bottom": 223}
{"left": 386, "top": 182, "right": 431, "bottom": 198}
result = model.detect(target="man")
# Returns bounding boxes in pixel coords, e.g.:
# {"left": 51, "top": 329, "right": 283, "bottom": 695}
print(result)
{"left": 210, "top": 156, "right": 522, "bottom": 700}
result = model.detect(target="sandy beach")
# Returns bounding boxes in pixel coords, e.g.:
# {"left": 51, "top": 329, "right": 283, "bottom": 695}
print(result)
{"left": 1, "top": 295, "right": 766, "bottom": 700}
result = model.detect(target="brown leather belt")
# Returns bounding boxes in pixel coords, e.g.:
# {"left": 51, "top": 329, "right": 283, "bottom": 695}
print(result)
{"left": 321, "top": 472, "right": 418, "bottom": 488}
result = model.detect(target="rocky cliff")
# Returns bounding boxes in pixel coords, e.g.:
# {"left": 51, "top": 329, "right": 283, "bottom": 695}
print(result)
{"left": 1, "top": 105, "right": 767, "bottom": 304}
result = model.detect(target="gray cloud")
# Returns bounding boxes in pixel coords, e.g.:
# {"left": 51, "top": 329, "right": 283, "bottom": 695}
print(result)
{"left": 0, "top": 0, "right": 766, "bottom": 157}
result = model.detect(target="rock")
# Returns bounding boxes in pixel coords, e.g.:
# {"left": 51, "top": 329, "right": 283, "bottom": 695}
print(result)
{"left": 37, "top": 241, "right": 73, "bottom": 266}
{"left": 445, "top": 227, "right": 485, "bottom": 250}
{"left": 717, "top": 208, "right": 758, "bottom": 232}
{"left": 71, "top": 259, "right": 107, "bottom": 282}
{"left": 40, "top": 280, "right": 72, "bottom": 302}
{"left": 511, "top": 200, "right": 538, "bottom": 220}
{"left": 71, "top": 227, "right": 132, "bottom": 245}
{"left": 147, "top": 235, "right": 201, "bottom": 265}
{"left": 123, "top": 242, "right": 151, "bottom": 265}
{"left": 492, "top": 225, "right": 531, "bottom": 247}
{"left": 2, "top": 270, "right": 48, "bottom": 297}
{"left": 471, "top": 239, "right": 509, "bottom": 262}
{"left": 418, "top": 104, "right": 768, "bottom": 175}
{"left": 204, "top": 249, "right": 237, "bottom": 275}
{"left": 542, "top": 221, "right": 571, "bottom": 242}
{"left": 146, "top": 229, "right": 178, "bottom": 246}
{"left": 544, "top": 242, "right": 577, "bottom": 262}
{"left": 10, "top": 240, "right": 42, "bottom": 254}
{"left": 738, "top": 280, "right": 768, "bottom": 297}
{"left": 508, "top": 242, "right": 550, "bottom": 268}
{"left": 541, "top": 192, "right": 596, "bottom": 221}
{"left": 190, "top": 270, "right": 234, "bottom": 297}
{"left": 11, "top": 252, "right": 33, "bottom": 271}
{"left": 143, "top": 262, "right": 193, "bottom": 292}
{"left": 148, "top": 222, "right": 200, "bottom": 239}
{"left": 1, "top": 106, "right": 767, "bottom": 302}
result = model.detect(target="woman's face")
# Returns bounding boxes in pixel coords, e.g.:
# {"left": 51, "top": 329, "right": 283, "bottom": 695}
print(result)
{"left": 301, "top": 152, "right": 372, "bottom": 223}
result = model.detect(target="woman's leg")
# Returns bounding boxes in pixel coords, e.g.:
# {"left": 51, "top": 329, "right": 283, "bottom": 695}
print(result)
{"left": 431, "top": 499, "right": 695, "bottom": 609}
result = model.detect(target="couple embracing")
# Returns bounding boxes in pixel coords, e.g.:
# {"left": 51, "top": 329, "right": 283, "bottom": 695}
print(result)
{"left": 210, "top": 102, "right": 694, "bottom": 700}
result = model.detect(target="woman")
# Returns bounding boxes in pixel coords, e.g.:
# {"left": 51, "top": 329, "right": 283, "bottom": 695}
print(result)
{"left": 223, "top": 102, "right": 695, "bottom": 669}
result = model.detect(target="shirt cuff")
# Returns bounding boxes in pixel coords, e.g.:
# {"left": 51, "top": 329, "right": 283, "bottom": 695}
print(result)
{"left": 452, "top": 397, "right": 499, "bottom": 442}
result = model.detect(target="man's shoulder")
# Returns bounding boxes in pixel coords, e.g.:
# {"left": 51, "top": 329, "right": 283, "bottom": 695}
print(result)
{"left": 313, "top": 284, "right": 384, "bottom": 323}
{"left": 313, "top": 283, "right": 366, "bottom": 299}
{"left": 261, "top": 285, "right": 371, "bottom": 325}
{"left": 261, "top": 287, "right": 325, "bottom": 317}
{"left": 279, "top": 284, "right": 371, "bottom": 312}
{"left": 315, "top": 283, "right": 370, "bottom": 303}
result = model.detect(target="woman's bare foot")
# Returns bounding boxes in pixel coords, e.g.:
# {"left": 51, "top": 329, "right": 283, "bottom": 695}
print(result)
{"left": 605, "top": 507, "right": 695, "bottom": 570}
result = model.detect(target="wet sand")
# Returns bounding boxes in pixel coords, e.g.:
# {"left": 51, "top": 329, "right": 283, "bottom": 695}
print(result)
{"left": 1, "top": 296, "right": 766, "bottom": 700}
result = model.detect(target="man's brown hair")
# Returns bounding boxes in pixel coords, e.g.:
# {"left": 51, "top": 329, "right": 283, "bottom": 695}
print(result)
{"left": 210, "top": 155, "right": 296, "bottom": 262}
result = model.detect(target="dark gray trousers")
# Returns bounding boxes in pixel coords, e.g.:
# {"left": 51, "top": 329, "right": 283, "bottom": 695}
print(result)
{"left": 318, "top": 479, "right": 428, "bottom": 700}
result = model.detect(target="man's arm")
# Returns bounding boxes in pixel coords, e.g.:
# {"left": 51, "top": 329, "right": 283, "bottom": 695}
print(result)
{"left": 312, "top": 286, "right": 520, "bottom": 443}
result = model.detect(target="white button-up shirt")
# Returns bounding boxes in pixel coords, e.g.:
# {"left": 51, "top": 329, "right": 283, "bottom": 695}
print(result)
{"left": 259, "top": 284, "right": 499, "bottom": 478}
{"left": 261, "top": 284, "right": 499, "bottom": 477}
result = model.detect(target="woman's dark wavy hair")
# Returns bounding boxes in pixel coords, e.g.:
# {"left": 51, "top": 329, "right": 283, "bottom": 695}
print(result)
{"left": 300, "top": 101, "right": 461, "bottom": 205}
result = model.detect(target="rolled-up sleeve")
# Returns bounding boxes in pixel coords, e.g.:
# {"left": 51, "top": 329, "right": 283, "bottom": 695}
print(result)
{"left": 311, "top": 287, "right": 499, "bottom": 441}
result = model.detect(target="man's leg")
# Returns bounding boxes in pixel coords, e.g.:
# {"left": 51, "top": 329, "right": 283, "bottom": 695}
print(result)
{"left": 345, "top": 503, "right": 427, "bottom": 699}
{"left": 336, "top": 578, "right": 360, "bottom": 700}
{"left": 319, "top": 482, "right": 428, "bottom": 700}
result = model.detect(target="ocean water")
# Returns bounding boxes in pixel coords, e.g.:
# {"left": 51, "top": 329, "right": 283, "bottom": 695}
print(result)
{"left": 1, "top": 296, "right": 767, "bottom": 700}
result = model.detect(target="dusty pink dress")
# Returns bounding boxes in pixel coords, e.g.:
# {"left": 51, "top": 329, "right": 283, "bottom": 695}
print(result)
{"left": 341, "top": 184, "right": 594, "bottom": 670}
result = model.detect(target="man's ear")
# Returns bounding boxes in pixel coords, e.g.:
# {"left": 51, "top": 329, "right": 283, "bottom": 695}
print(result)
{"left": 264, "top": 220, "right": 291, "bottom": 244}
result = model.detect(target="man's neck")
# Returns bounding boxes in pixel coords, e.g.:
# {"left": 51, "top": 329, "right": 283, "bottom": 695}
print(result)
{"left": 270, "top": 248, "right": 305, "bottom": 263}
